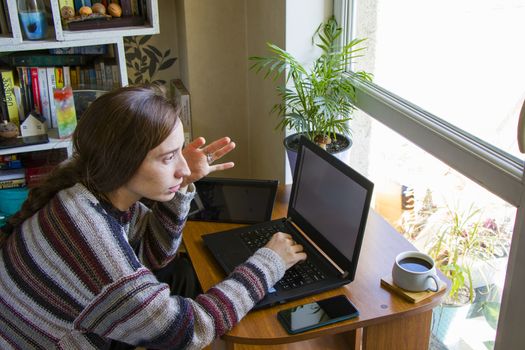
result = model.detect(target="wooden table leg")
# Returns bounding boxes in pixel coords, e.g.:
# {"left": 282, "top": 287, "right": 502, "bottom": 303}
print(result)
{"left": 362, "top": 311, "right": 433, "bottom": 350}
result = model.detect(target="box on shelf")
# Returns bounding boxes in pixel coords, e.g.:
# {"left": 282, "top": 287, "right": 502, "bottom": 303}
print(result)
{"left": 170, "top": 79, "right": 192, "bottom": 144}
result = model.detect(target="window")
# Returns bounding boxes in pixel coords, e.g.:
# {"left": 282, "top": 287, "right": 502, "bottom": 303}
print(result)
{"left": 335, "top": 0, "right": 525, "bottom": 349}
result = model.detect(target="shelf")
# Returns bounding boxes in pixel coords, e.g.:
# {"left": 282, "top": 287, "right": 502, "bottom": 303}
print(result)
{"left": 0, "top": 129, "right": 72, "bottom": 156}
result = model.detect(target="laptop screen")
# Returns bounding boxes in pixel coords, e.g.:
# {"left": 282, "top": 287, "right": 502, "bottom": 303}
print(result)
{"left": 288, "top": 136, "right": 374, "bottom": 278}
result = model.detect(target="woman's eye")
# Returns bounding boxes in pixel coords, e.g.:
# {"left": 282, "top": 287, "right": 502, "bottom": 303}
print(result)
{"left": 165, "top": 153, "right": 176, "bottom": 161}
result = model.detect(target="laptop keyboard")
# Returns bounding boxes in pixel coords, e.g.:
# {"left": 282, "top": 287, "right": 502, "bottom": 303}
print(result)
{"left": 240, "top": 224, "right": 327, "bottom": 290}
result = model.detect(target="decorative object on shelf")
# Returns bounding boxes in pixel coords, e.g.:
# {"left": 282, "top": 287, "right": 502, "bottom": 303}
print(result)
{"left": 107, "top": 3, "right": 122, "bottom": 17}
{"left": 60, "top": 6, "right": 75, "bottom": 20}
{"left": 91, "top": 2, "right": 106, "bottom": 15}
{"left": 0, "top": 121, "right": 19, "bottom": 138}
{"left": 53, "top": 87, "right": 77, "bottom": 139}
{"left": 20, "top": 111, "right": 47, "bottom": 137}
{"left": 17, "top": 0, "right": 48, "bottom": 40}
{"left": 124, "top": 35, "right": 177, "bottom": 85}
{"left": 249, "top": 16, "right": 372, "bottom": 171}
{"left": 78, "top": 5, "right": 92, "bottom": 16}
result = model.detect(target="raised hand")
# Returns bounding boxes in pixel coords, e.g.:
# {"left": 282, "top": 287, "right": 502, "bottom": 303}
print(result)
{"left": 181, "top": 136, "right": 236, "bottom": 187}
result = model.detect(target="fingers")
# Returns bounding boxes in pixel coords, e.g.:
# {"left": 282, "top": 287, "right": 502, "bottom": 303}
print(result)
{"left": 209, "top": 161, "right": 235, "bottom": 172}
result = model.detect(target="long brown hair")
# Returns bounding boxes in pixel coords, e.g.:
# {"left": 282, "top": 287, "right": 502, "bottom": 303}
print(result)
{"left": 1, "top": 84, "right": 180, "bottom": 243}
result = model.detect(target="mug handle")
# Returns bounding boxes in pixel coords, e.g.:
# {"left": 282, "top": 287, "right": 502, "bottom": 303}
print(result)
{"left": 426, "top": 275, "right": 440, "bottom": 292}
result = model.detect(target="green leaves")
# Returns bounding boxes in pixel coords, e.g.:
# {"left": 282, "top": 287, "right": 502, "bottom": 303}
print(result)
{"left": 249, "top": 16, "right": 372, "bottom": 144}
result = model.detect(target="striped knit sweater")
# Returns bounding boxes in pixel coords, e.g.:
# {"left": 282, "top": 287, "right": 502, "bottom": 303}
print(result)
{"left": 0, "top": 183, "right": 285, "bottom": 349}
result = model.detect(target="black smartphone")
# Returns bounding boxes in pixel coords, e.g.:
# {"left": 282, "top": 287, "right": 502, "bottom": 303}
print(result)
{"left": 277, "top": 295, "right": 359, "bottom": 334}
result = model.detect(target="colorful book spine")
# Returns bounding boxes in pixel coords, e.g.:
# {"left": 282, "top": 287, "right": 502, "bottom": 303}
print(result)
{"left": 37, "top": 68, "right": 51, "bottom": 129}
{"left": 0, "top": 70, "right": 20, "bottom": 129}
{"left": 0, "top": 178, "right": 26, "bottom": 189}
{"left": 55, "top": 67, "right": 64, "bottom": 89}
{"left": 46, "top": 67, "right": 58, "bottom": 128}
{"left": 30, "top": 68, "right": 42, "bottom": 115}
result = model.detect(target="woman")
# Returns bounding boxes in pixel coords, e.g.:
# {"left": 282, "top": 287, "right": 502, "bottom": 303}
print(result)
{"left": 0, "top": 85, "right": 306, "bottom": 349}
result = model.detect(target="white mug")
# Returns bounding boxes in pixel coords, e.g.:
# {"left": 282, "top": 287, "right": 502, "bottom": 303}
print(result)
{"left": 392, "top": 251, "right": 439, "bottom": 292}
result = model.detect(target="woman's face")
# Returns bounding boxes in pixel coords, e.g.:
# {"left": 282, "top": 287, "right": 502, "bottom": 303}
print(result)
{"left": 110, "top": 123, "right": 190, "bottom": 210}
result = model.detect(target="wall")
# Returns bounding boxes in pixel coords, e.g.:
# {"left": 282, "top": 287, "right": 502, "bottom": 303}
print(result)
{"left": 174, "top": 0, "right": 330, "bottom": 182}
{"left": 174, "top": 0, "right": 248, "bottom": 178}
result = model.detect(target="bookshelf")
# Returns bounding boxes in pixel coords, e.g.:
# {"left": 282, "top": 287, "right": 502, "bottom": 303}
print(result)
{"left": 0, "top": 129, "right": 71, "bottom": 156}
{"left": 0, "top": 0, "right": 159, "bottom": 196}
{"left": 0, "top": 0, "right": 159, "bottom": 186}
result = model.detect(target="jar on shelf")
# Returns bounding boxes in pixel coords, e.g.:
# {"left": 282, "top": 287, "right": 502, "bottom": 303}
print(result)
{"left": 17, "top": 0, "right": 48, "bottom": 40}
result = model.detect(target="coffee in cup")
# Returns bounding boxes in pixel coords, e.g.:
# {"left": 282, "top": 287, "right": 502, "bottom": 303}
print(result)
{"left": 392, "top": 251, "right": 439, "bottom": 292}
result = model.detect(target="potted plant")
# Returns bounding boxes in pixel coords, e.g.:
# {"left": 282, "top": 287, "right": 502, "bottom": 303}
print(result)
{"left": 249, "top": 16, "right": 372, "bottom": 171}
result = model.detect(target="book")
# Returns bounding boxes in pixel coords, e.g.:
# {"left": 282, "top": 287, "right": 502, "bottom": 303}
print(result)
{"left": 120, "top": 0, "right": 132, "bottom": 16}
{"left": 0, "top": 70, "right": 20, "bottom": 128}
{"left": 30, "top": 68, "right": 42, "bottom": 115}
{"left": 8, "top": 54, "right": 88, "bottom": 67}
{"left": 70, "top": 68, "right": 78, "bottom": 88}
{"left": 0, "top": 79, "right": 9, "bottom": 122}
{"left": 0, "top": 178, "right": 26, "bottom": 189}
{"left": 37, "top": 68, "right": 51, "bottom": 129}
{"left": 46, "top": 67, "right": 58, "bottom": 128}
{"left": 23, "top": 67, "right": 34, "bottom": 117}
{"left": 170, "top": 79, "right": 192, "bottom": 144}
{"left": 13, "top": 86, "right": 24, "bottom": 122}
{"left": 55, "top": 67, "right": 64, "bottom": 89}
{"left": 63, "top": 66, "right": 71, "bottom": 87}
{"left": 0, "top": 168, "right": 25, "bottom": 181}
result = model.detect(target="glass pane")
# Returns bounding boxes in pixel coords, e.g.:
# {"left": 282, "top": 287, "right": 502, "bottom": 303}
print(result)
{"left": 352, "top": 0, "right": 525, "bottom": 159}
{"left": 348, "top": 110, "right": 516, "bottom": 350}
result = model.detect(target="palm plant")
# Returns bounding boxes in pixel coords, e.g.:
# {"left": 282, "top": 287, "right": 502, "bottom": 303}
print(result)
{"left": 249, "top": 16, "right": 372, "bottom": 149}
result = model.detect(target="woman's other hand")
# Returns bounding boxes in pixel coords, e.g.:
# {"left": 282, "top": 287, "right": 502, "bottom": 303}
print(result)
{"left": 265, "top": 232, "right": 307, "bottom": 270}
{"left": 181, "top": 137, "right": 236, "bottom": 187}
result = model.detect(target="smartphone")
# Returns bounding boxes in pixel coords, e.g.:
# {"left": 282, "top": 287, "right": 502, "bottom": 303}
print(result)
{"left": 277, "top": 295, "right": 359, "bottom": 334}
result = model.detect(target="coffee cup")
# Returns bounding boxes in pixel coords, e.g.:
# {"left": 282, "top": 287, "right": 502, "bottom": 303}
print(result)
{"left": 392, "top": 251, "right": 439, "bottom": 292}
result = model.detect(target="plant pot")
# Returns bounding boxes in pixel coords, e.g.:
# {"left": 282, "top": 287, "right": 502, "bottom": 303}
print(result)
{"left": 284, "top": 132, "right": 352, "bottom": 176}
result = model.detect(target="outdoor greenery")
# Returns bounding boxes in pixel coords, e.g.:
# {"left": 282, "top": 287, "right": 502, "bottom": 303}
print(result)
{"left": 249, "top": 16, "right": 372, "bottom": 149}
{"left": 403, "top": 199, "right": 510, "bottom": 304}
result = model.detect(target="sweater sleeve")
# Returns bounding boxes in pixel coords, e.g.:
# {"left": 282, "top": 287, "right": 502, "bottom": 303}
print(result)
{"left": 128, "top": 184, "right": 196, "bottom": 270}
{"left": 74, "top": 247, "right": 285, "bottom": 349}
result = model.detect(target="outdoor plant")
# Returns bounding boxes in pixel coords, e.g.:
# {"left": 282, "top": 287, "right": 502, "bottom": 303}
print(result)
{"left": 423, "top": 204, "right": 509, "bottom": 303}
{"left": 249, "top": 16, "right": 372, "bottom": 150}
{"left": 124, "top": 35, "right": 177, "bottom": 85}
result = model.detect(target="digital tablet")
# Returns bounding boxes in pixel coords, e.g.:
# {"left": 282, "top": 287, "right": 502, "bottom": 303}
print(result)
{"left": 188, "top": 177, "right": 279, "bottom": 224}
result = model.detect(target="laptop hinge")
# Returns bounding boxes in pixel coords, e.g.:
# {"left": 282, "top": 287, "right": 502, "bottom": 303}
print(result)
{"left": 286, "top": 218, "right": 349, "bottom": 278}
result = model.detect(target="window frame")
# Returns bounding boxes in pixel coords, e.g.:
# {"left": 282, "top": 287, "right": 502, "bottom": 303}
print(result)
{"left": 334, "top": 1, "right": 525, "bottom": 348}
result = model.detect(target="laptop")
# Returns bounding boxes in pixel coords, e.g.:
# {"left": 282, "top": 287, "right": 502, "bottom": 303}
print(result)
{"left": 188, "top": 177, "right": 278, "bottom": 224}
{"left": 202, "top": 136, "right": 374, "bottom": 309}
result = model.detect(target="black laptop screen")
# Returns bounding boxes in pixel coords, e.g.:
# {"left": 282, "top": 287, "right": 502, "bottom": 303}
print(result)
{"left": 288, "top": 137, "right": 374, "bottom": 277}
{"left": 188, "top": 178, "right": 278, "bottom": 224}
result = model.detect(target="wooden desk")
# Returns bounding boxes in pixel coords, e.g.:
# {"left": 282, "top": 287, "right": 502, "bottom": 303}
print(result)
{"left": 183, "top": 185, "right": 448, "bottom": 350}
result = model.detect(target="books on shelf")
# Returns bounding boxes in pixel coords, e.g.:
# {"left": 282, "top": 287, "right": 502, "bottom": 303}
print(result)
{"left": 7, "top": 54, "right": 88, "bottom": 67}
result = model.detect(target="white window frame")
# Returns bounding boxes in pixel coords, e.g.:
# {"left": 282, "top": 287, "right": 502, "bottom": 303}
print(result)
{"left": 334, "top": 1, "right": 525, "bottom": 349}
